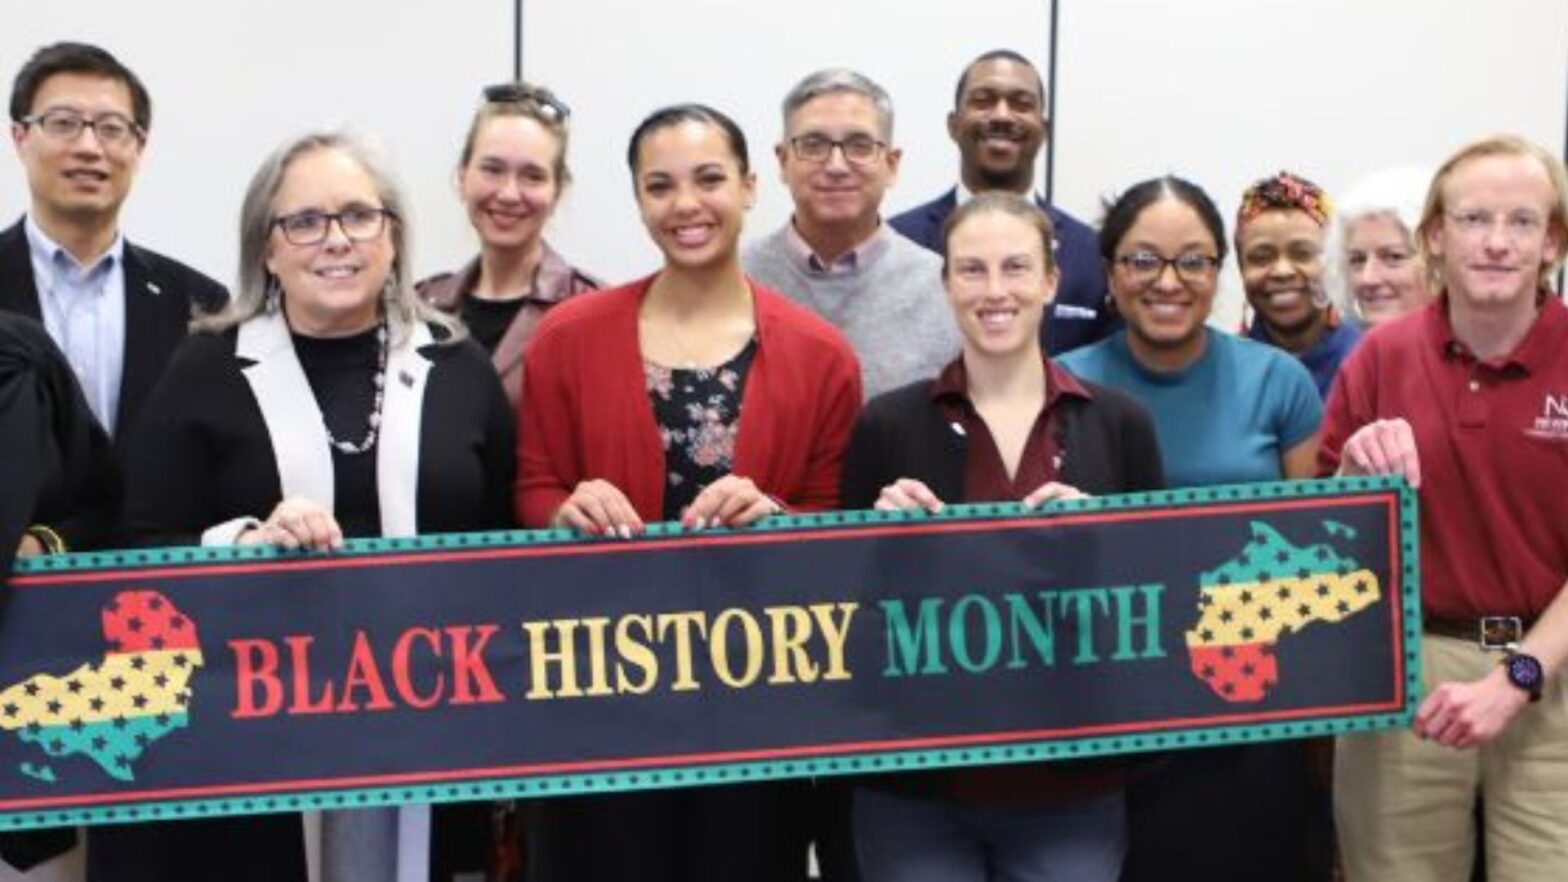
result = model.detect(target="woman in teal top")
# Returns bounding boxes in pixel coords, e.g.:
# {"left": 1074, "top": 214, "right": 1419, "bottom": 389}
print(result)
{"left": 1060, "top": 176, "right": 1320, "bottom": 488}
{"left": 1059, "top": 175, "right": 1330, "bottom": 882}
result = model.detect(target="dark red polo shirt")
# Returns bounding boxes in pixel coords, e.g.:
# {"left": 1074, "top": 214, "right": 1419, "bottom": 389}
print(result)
{"left": 1320, "top": 297, "right": 1568, "bottom": 620}
{"left": 931, "top": 355, "right": 1091, "bottom": 500}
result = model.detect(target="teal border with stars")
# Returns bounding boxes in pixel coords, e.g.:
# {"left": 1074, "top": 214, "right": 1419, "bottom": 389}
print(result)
{"left": 3, "top": 475, "right": 1419, "bottom": 830}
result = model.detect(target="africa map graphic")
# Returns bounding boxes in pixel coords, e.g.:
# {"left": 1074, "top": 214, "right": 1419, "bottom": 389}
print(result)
{"left": 0, "top": 590, "right": 202, "bottom": 783}
{"left": 1186, "top": 522, "right": 1382, "bottom": 702}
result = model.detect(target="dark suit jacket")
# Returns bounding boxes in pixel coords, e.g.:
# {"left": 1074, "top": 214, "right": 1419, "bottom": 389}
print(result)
{"left": 890, "top": 188, "right": 1119, "bottom": 355}
{"left": 0, "top": 218, "right": 229, "bottom": 452}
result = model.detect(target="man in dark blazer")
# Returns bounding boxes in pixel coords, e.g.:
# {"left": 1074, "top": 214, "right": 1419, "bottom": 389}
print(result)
{"left": 3, "top": 42, "right": 226, "bottom": 542}
{"left": 891, "top": 49, "right": 1116, "bottom": 356}
{"left": 0, "top": 41, "right": 224, "bottom": 877}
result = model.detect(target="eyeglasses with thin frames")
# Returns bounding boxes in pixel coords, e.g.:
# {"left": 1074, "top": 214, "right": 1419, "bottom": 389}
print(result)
{"left": 1445, "top": 209, "right": 1547, "bottom": 241}
{"left": 1113, "top": 251, "right": 1221, "bottom": 286}
{"left": 20, "top": 109, "right": 144, "bottom": 148}
{"left": 271, "top": 207, "right": 397, "bottom": 246}
{"left": 482, "top": 83, "right": 570, "bottom": 123}
{"left": 787, "top": 133, "right": 887, "bottom": 165}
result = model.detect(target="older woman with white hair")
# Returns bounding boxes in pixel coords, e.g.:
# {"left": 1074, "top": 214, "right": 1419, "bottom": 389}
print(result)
{"left": 1327, "top": 166, "right": 1435, "bottom": 326}
{"left": 110, "top": 131, "right": 515, "bottom": 882}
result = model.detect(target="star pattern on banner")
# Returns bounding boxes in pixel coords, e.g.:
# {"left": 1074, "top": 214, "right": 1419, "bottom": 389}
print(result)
{"left": 1184, "top": 523, "right": 1382, "bottom": 704}
{"left": 0, "top": 591, "right": 203, "bottom": 782}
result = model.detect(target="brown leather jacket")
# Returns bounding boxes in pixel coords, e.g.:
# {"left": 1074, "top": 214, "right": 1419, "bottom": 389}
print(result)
{"left": 417, "top": 242, "right": 600, "bottom": 409}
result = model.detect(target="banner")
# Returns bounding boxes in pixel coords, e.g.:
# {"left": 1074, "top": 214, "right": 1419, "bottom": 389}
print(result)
{"left": 0, "top": 477, "right": 1418, "bottom": 830}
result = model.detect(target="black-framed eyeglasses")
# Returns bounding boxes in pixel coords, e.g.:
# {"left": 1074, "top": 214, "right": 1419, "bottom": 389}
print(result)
{"left": 482, "top": 83, "right": 570, "bottom": 122}
{"left": 20, "top": 109, "right": 144, "bottom": 148}
{"left": 271, "top": 207, "right": 397, "bottom": 246}
{"left": 788, "top": 133, "right": 887, "bottom": 165}
{"left": 1113, "top": 251, "right": 1221, "bottom": 285}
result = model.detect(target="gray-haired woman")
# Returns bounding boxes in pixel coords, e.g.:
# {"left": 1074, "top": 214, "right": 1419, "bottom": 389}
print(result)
{"left": 103, "top": 132, "right": 515, "bottom": 882}
{"left": 1326, "top": 166, "right": 1435, "bottom": 327}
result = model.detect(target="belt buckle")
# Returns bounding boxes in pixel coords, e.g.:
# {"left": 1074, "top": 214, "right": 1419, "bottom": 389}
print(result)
{"left": 1479, "top": 616, "right": 1522, "bottom": 651}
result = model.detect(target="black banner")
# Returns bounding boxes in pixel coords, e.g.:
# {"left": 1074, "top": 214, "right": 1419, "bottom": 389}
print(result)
{"left": 0, "top": 477, "right": 1418, "bottom": 830}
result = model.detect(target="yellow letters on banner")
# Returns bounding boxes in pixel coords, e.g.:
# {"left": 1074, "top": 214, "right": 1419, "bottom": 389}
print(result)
{"left": 521, "top": 603, "right": 858, "bottom": 699}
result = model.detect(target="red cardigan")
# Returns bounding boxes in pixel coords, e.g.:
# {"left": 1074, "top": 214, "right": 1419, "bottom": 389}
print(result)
{"left": 515, "top": 274, "right": 862, "bottom": 527}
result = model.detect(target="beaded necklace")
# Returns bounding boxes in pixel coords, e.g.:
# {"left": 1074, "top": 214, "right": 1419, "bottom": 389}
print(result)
{"left": 322, "top": 318, "right": 389, "bottom": 456}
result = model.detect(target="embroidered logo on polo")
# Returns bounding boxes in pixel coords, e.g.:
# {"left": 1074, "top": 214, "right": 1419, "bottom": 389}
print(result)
{"left": 1526, "top": 392, "right": 1568, "bottom": 441}
{"left": 0, "top": 591, "right": 203, "bottom": 783}
{"left": 1185, "top": 523, "right": 1381, "bottom": 703}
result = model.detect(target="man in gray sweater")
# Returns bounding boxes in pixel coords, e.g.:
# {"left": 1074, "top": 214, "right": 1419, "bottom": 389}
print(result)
{"left": 743, "top": 68, "right": 959, "bottom": 401}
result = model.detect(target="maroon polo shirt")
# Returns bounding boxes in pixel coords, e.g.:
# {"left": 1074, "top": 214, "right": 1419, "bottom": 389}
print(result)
{"left": 1320, "top": 296, "right": 1568, "bottom": 620}
{"left": 929, "top": 355, "right": 1127, "bottom": 803}
{"left": 931, "top": 355, "right": 1091, "bottom": 501}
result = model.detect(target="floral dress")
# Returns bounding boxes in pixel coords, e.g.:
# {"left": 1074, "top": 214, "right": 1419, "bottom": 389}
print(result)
{"left": 644, "top": 339, "right": 758, "bottom": 522}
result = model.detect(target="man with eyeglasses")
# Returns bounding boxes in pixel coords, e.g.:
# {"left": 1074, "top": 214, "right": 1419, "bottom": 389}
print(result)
{"left": 2, "top": 41, "right": 226, "bottom": 448}
{"left": 890, "top": 49, "right": 1113, "bottom": 356}
{"left": 1322, "top": 135, "right": 1568, "bottom": 881}
{"left": 0, "top": 41, "right": 225, "bottom": 877}
{"left": 744, "top": 68, "right": 957, "bottom": 402}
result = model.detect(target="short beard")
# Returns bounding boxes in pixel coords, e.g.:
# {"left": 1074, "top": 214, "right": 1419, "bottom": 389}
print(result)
{"left": 972, "top": 164, "right": 1034, "bottom": 195}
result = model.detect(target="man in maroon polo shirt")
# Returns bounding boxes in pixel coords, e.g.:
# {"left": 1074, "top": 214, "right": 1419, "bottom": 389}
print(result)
{"left": 1320, "top": 135, "right": 1568, "bottom": 881}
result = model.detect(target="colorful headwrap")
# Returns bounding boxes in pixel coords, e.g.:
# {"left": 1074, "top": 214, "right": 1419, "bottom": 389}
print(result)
{"left": 1237, "top": 171, "right": 1332, "bottom": 227}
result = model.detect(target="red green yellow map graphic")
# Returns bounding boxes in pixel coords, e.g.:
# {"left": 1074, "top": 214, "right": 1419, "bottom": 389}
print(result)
{"left": 1186, "top": 522, "right": 1380, "bottom": 702}
{"left": 0, "top": 591, "right": 202, "bottom": 782}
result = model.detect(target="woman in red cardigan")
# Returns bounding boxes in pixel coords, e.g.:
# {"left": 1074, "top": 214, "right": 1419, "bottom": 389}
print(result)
{"left": 515, "top": 103, "right": 860, "bottom": 881}
{"left": 516, "top": 104, "right": 860, "bottom": 534}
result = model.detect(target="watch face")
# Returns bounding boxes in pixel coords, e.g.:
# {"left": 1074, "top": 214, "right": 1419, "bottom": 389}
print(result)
{"left": 1507, "top": 654, "right": 1544, "bottom": 690}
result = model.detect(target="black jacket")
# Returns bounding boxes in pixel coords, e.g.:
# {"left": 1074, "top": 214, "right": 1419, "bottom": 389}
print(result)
{"left": 0, "top": 314, "right": 117, "bottom": 583}
{"left": 0, "top": 218, "right": 229, "bottom": 448}
{"left": 841, "top": 371, "right": 1165, "bottom": 509}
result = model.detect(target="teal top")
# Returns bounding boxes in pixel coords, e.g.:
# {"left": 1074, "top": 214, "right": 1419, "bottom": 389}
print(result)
{"left": 1060, "top": 328, "right": 1321, "bottom": 488}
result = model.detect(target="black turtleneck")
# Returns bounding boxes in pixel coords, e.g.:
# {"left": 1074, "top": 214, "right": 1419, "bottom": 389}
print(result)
{"left": 291, "top": 328, "right": 381, "bottom": 537}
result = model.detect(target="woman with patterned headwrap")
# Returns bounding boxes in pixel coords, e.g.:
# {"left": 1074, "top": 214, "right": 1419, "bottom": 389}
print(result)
{"left": 1236, "top": 171, "right": 1362, "bottom": 398}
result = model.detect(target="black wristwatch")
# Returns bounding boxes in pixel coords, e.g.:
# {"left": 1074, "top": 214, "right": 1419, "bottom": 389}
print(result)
{"left": 1503, "top": 652, "right": 1544, "bottom": 702}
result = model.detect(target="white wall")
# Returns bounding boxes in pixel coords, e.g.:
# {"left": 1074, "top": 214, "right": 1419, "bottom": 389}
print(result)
{"left": 1052, "top": 0, "right": 1568, "bottom": 326}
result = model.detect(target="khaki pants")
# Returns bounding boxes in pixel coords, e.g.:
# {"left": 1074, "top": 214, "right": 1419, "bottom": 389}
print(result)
{"left": 1335, "top": 634, "right": 1568, "bottom": 882}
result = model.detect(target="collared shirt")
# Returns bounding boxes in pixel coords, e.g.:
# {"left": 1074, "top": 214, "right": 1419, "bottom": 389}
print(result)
{"left": 783, "top": 220, "right": 892, "bottom": 277}
{"left": 1319, "top": 297, "right": 1568, "bottom": 620}
{"left": 25, "top": 215, "right": 126, "bottom": 435}
{"left": 930, "top": 354, "right": 1091, "bottom": 501}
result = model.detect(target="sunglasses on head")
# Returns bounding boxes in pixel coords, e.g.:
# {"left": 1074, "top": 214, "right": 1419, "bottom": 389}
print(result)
{"left": 482, "top": 83, "right": 570, "bottom": 121}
